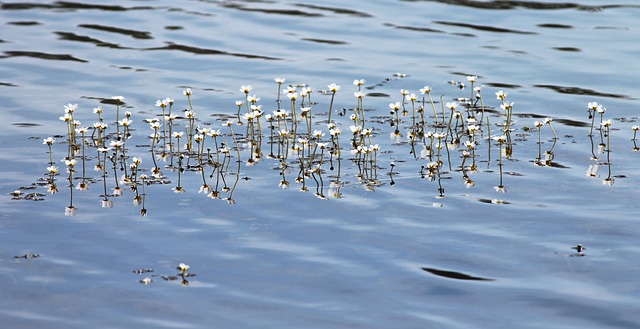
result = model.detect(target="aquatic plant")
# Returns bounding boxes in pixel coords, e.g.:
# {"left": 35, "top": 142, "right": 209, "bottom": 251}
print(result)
{"left": 13, "top": 74, "right": 636, "bottom": 216}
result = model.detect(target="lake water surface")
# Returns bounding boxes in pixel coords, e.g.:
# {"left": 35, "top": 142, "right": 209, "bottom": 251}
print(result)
{"left": 1, "top": 1, "right": 640, "bottom": 328}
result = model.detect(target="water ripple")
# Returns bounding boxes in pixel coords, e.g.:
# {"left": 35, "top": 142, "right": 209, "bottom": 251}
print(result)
{"left": 411, "top": 0, "right": 640, "bottom": 11}
{"left": 0, "top": 50, "right": 87, "bottom": 62}
{"left": 144, "top": 42, "right": 281, "bottom": 60}
{"left": 295, "top": 4, "right": 373, "bottom": 17}
{"left": 221, "top": 2, "right": 323, "bottom": 17}
{"left": 385, "top": 23, "right": 445, "bottom": 34}
{"left": 78, "top": 24, "right": 153, "bottom": 40}
{"left": 434, "top": 20, "right": 537, "bottom": 34}
{"left": 301, "top": 38, "right": 348, "bottom": 45}
{"left": 55, "top": 31, "right": 127, "bottom": 49}
{"left": 534, "top": 84, "right": 633, "bottom": 99}
{"left": 1, "top": 1, "right": 152, "bottom": 11}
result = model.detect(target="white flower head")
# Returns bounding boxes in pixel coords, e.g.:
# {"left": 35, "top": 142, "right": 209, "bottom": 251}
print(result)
{"left": 240, "top": 85, "right": 253, "bottom": 94}
{"left": 328, "top": 83, "right": 340, "bottom": 93}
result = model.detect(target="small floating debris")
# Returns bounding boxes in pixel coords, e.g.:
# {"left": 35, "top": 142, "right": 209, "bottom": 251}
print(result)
{"left": 132, "top": 268, "right": 154, "bottom": 274}
{"left": 570, "top": 244, "right": 586, "bottom": 257}
{"left": 14, "top": 253, "right": 39, "bottom": 259}
{"left": 139, "top": 277, "right": 153, "bottom": 285}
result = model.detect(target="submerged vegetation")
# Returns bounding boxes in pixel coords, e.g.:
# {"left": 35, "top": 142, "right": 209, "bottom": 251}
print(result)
{"left": 12, "top": 74, "right": 636, "bottom": 216}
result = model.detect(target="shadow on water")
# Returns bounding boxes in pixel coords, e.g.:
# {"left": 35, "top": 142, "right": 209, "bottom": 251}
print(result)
{"left": 534, "top": 84, "right": 633, "bottom": 99}
{"left": 1, "top": 1, "right": 152, "bottom": 11}
{"left": 144, "top": 42, "right": 282, "bottom": 60}
{"left": 0, "top": 51, "right": 88, "bottom": 62}
{"left": 422, "top": 267, "right": 495, "bottom": 281}
{"left": 434, "top": 21, "right": 537, "bottom": 34}
{"left": 406, "top": 0, "right": 640, "bottom": 11}
{"left": 55, "top": 32, "right": 127, "bottom": 49}
{"left": 78, "top": 24, "right": 153, "bottom": 40}
{"left": 295, "top": 4, "right": 373, "bottom": 17}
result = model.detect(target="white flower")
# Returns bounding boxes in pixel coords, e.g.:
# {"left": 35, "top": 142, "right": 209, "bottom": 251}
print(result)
{"left": 155, "top": 99, "right": 167, "bottom": 108}
{"left": 177, "top": 263, "right": 190, "bottom": 273}
{"left": 64, "top": 103, "right": 78, "bottom": 113}
{"left": 445, "top": 102, "right": 458, "bottom": 110}
{"left": 419, "top": 86, "right": 432, "bottom": 94}
{"left": 118, "top": 118, "right": 133, "bottom": 126}
{"left": 328, "top": 83, "right": 340, "bottom": 93}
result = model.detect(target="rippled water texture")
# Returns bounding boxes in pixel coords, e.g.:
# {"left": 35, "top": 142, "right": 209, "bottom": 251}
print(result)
{"left": 2, "top": 1, "right": 640, "bottom": 328}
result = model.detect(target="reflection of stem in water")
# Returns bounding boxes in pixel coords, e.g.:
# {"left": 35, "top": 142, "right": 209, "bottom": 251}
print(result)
{"left": 436, "top": 165, "right": 445, "bottom": 199}
{"left": 225, "top": 123, "right": 242, "bottom": 203}
{"left": 100, "top": 149, "right": 110, "bottom": 206}
{"left": 588, "top": 133, "right": 598, "bottom": 160}
{"left": 544, "top": 139, "right": 557, "bottom": 166}
{"left": 605, "top": 124, "right": 612, "bottom": 180}
{"left": 140, "top": 175, "right": 147, "bottom": 217}
{"left": 67, "top": 163, "right": 75, "bottom": 215}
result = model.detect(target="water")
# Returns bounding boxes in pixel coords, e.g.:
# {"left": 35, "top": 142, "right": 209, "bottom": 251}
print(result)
{"left": 2, "top": 1, "right": 640, "bottom": 328}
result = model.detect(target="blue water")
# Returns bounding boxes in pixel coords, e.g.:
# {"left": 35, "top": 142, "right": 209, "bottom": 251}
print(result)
{"left": 1, "top": 1, "right": 640, "bottom": 328}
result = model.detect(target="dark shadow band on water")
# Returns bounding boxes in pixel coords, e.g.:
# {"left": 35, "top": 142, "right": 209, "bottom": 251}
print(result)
{"left": 422, "top": 267, "right": 495, "bottom": 281}
{"left": 434, "top": 21, "right": 536, "bottom": 35}
{"left": 384, "top": 23, "right": 446, "bottom": 34}
{"left": 55, "top": 32, "right": 127, "bottom": 49}
{"left": 1, "top": 1, "right": 153, "bottom": 11}
{"left": 295, "top": 4, "right": 373, "bottom": 17}
{"left": 534, "top": 84, "right": 633, "bottom": 99}
{"left": 0, "top": 51, "right": 87, "bottom": 62}
{"left": 144, "top": 43, "right": 281, "bottom": 60}
{"left": 406, "top": 0, "right": 640, "bottom": 12}
{"left": 220, "top": 3, "right": 323, "bottom": 17}
{"left": 78, "top": 24, "right": 152, "bottom": 40}
{"left": 301, "top": 38, "right": 348, "bottom": 45}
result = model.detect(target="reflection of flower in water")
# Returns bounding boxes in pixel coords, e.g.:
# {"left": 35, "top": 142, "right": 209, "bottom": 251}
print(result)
{"left": 65, "top": 206, "right": 76, "bottom": 216}
{"left": 602, "top": 177, "right": 614, "bottom": 186}
{"left": 586, "top": 164, "right": 599, "bottom": 178}
{"left": 494, "top": 185, "right": 507, "bottom": 193}
{"left": 101, "top": 199, "right": 113, "bottom": 208}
